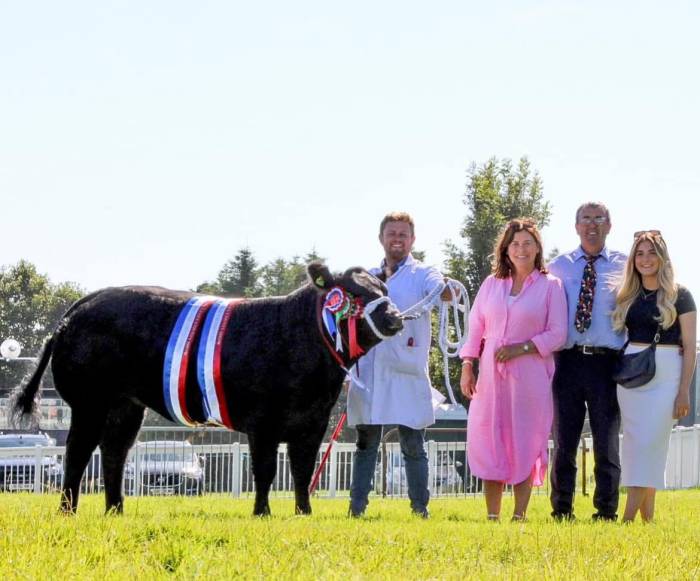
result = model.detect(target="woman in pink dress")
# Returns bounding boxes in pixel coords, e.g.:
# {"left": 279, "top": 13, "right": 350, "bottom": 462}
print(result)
{"left": 460, "top": 218, "right": 567, "bottom": 521}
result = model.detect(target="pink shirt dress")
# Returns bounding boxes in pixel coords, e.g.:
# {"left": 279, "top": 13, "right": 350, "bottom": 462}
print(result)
{"left": 460, "top": 271, "right": 567, "bottom": 485}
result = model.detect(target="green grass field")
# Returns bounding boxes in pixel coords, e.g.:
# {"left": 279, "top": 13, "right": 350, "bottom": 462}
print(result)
{"left": 2, "top": 491, "right": 699, "bottom": 580}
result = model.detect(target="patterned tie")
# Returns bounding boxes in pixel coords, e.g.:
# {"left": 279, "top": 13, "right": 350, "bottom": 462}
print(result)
{"left": 575, "top": 255, "right": 600, "bottom": 333}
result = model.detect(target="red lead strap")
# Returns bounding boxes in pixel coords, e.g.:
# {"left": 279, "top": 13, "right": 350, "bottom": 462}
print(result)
{"left": 311, "top": 292, "right": 362, "bottom": 493}
{"left": 309, "top": 411, "right": 347, "bottom": 494}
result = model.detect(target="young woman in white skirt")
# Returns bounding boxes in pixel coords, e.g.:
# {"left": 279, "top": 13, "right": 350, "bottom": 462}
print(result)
{"left": 611, "top": 231, "right": 696, "bottom": 523}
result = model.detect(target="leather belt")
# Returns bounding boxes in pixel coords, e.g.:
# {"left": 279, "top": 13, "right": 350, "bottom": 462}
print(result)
{"left": 570, "top": 345, "right": 616, "bottom": 356}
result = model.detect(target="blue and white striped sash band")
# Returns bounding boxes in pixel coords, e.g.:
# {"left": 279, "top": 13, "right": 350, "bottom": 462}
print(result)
{"left": 196, "top": 298, "right": 243, "bottom": 428}
{"left": 163, "top": 296, "right": 242, "bottom": 427}
{"left": 163, "top": 296, "right": 215, "bottom": 425}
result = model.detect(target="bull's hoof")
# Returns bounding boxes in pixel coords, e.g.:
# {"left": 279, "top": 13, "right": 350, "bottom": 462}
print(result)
{"left": 253, "top": 505, "right": 271, "bottom": 518}
{"left": 295, "top": 505, "right": 312, "bottom": 516}
{"left": 59, "top": 491, "right": 78, "bottom": 515}
{"left": 58, "top": 504, "right": 77, "bottom": 516}
{"left": 105, "top": 506, "right": 124, "bottom": 516}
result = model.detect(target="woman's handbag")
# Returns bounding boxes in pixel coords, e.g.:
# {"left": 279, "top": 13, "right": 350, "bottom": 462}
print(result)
{"left": 613, "top": 325, "right": 661, "bottom": 389}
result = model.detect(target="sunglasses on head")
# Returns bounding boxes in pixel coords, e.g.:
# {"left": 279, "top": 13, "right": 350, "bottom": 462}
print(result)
{"left": 634, "top": 230, "right": 662, "bottom": 239}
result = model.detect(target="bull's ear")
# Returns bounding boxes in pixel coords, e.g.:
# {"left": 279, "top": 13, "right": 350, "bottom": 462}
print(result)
{"left": 307, "top": 261, "right": 334, "bottom": 290}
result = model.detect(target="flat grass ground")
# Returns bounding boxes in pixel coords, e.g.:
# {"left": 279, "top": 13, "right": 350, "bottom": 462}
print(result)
{"left": 1, "top": 491, "right": 699, "bottom": 580}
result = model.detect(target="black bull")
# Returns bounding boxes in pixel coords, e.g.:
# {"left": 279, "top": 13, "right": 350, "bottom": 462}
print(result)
{"left": 13, "top": 263, "right": 403, "bottom": 516}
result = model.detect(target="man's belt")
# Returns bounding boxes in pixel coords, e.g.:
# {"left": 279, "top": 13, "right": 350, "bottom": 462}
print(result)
{"left": 570, "top": 345, "right": 617, "bottom": 356}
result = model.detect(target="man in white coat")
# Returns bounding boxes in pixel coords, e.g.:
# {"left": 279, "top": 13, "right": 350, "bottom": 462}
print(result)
{"left": 348, "top": 211, "right": 446, "bottom": 518}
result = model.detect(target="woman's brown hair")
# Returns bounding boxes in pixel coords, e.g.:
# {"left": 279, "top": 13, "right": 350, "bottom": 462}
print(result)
{"left": 491, "top": 218, "right": 547, "bottom": 279}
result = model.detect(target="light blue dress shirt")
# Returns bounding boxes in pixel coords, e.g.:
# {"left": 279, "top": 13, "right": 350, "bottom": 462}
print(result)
{"left": 548, "top": 246, "right": 627, "bottom": 350}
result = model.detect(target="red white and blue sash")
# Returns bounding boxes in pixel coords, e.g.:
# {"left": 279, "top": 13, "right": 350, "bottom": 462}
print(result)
{"left": 196, "top": 299, "right": 242, "bottom": 428}
{"left": 163, "top": 296, "right": 242, "bottom": 428}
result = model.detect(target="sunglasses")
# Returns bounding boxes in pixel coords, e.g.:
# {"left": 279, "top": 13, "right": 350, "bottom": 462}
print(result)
{"left": 634, "top": 229, "right": 662, "bottom": 239}
{"left": 578, "top": 216, "right": 608, "bottom": 225}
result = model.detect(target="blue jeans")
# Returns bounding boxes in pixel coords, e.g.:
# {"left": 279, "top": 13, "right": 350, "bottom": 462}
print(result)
{"left": 349, "top": 424, "right": 429, "bottom": 514}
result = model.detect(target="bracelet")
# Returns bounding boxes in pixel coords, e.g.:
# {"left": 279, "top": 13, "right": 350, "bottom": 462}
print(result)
{"left": 461, "top": 359, "right": 473, "bottom": 367}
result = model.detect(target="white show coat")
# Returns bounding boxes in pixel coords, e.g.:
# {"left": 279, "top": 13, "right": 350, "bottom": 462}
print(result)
{"left": 347, "top": 254, "right": 444, "bottom": 429}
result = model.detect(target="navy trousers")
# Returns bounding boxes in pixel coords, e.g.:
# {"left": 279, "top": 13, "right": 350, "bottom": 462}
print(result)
{"left": 550, "top": 348, "right": 621, "bottom": 517}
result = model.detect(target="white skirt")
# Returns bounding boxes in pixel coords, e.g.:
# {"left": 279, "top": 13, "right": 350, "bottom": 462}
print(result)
{"left": 617, "top": 344, "right": 681, "bottom": 489}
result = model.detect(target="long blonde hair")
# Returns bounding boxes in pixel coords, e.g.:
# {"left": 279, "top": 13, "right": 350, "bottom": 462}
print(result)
{"left": 612, "top": 232, "right": 678, "bottom": 331}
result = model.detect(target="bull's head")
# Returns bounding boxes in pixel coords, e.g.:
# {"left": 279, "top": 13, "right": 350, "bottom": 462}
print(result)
{"left": 308, "top": 262, "right": 403, "bottom": 361}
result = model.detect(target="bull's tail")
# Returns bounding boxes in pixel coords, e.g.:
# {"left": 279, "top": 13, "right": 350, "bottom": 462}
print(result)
{"left": 11, "top": 291, "right": 97, "bottom": 426}
{"left": 11, "top": 335, "right": 55, "bottom": 426}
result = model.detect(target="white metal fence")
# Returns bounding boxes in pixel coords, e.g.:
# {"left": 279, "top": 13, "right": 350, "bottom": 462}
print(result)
{"left": 2, "top": 425, "right": 699, "bottom": 498}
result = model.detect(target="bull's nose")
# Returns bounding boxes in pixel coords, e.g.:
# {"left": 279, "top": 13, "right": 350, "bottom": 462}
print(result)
{"left": 387, "top": 315, "right": 404, "bottom": 333}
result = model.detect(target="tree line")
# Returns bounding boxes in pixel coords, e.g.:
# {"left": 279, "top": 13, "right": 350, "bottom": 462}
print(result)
{"left": 195, "top": 248, "right": 325, "bottom": 298}
{"left": 1, "top": 156, "right": 551, "bottom": 409}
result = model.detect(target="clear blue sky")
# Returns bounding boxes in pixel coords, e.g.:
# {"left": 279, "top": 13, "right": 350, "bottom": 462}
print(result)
{"left": 1, "top": 1, "right": 698, "bottom": 295}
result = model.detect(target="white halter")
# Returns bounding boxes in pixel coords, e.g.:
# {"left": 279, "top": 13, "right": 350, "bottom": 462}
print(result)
{"left": 362, "top": 295, "right": 397, "bottom": 340}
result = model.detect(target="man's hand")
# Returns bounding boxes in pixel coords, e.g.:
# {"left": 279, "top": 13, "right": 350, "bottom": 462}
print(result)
{"left": 460, "top": 364, "right": 477, "bottom": 399}
{"left": 440, "top": 277, "right": 459, "bottom": 301}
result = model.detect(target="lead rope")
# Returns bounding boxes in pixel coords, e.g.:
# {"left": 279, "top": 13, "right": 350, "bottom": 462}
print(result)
{"left": 364, "top": 279, "right": 469, "bottom": 403}
{"left": 398, "top": 282, "right": 445, "bottom": 320}
{"left": 436, "top": 279, "right": 470, "bottom": 405}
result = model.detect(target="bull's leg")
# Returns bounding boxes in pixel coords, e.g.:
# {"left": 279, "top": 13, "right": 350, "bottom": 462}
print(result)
{"left": 60, "top": 409, "right": 107, "bottom": 514}
{"left": 249, "top": 432, "right": 280, "bottom": 517}
{"left": 99, "top": 399, "right": 146, "bottom": 514}
{"left": 288, "top": 431, "right": 325, "bottom": 515}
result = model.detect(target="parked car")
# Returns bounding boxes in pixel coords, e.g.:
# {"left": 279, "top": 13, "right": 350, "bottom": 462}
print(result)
{"left": 125, "top": 441, "right": 205, "bottom": 496}
{"left": 0, "top": 432, "right": 63, "bottom": 492}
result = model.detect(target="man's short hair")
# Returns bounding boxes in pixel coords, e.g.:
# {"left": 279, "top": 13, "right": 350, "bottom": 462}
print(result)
{"left": 379, "top": 212, "right": 415, "bottom": 236}
{"left": 575, "top": 202, "right": 610, "bottom": 223}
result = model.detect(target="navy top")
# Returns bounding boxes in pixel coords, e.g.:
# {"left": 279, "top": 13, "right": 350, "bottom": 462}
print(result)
{"left": 625, "top": 285, "right": 696, "bottom": 345}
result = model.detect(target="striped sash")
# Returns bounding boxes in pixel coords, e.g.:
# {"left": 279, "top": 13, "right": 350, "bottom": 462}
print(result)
{"left": 163, "top": 296, "right": 242, "bottom": 428}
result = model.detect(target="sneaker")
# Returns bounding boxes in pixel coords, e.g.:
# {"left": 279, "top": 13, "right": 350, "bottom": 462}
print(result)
{"left": 551, "top": 511, "right": 576, "bottom": 522}
{"left": 592, "top": 512, "right": 617, "bottom": 522}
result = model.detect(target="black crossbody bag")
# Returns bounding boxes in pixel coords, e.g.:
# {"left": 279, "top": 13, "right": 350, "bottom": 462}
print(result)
{"left": 612, "top": 324, "right": 662, "bottom": 389}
